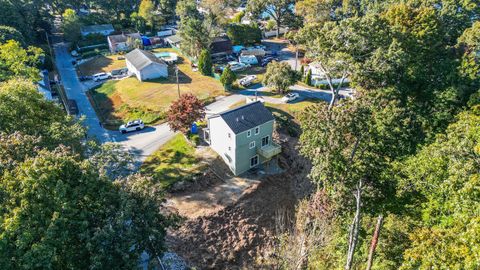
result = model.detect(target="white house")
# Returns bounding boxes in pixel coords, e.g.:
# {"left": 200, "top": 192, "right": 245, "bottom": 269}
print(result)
{"left": 80, "top": 24, "right": 114, "bottom": 37}
{"left": 308, "top": 62, "right": 350, "bottom": 86}
{"left": 107, "top": 33, "right": 142, "bottom": 53}
{"left": 125, "top": 49, "right": 168, "bottom": 81}
{"left": 204, "top": 101, "right": 281, "bottom": 176}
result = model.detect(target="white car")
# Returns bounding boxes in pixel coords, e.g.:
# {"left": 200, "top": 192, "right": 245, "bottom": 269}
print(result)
{"left": 119, "top": 119, "right": 145, "bottom": 134}
{"left": 228, "top": 61, "right": 250, "bottom": 71}
{"left": 238, "top": 75, "right": 257, "bottom": 86}
{"left": 282, "top": 92, "right": 300, "bottom": 103}
{"left": 93, "top": 72, "right": 111, "bottom": 82}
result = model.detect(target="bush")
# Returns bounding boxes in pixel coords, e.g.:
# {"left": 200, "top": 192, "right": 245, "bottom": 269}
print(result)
{"left": 226, "top": 23, "right": 262, "bottom": 45}
{"left": 187, "top": 133, "right": 201, "bottom": 146}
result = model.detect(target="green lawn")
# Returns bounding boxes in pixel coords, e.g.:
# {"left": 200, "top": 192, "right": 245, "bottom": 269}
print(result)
{"left": 88, "top": 48, "right": 224, "bottom": 129}
{"left": 141, "top": 134, "right": 205, "bottom": 189}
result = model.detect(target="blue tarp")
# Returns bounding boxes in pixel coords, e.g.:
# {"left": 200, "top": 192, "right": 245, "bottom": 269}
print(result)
{"left": 141, "top": 36, "right": 151, "bottom": 46}
{"left": 232, "top": 45, "right": 244, "bottom": 54}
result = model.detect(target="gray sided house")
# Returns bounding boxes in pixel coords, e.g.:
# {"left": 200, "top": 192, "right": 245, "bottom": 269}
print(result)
{"left": 107, "top": 33, "right": 142, "bottom": 53}
{"left": 205, "top": 101, "right": 281, "bottom": 176}
{"left": 125, "top": 49, "right": 168, "bottom": 81}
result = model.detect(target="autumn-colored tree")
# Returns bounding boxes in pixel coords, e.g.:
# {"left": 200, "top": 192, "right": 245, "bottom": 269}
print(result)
{"left": 167, "top": 93, "right": 205, "bottom": 133}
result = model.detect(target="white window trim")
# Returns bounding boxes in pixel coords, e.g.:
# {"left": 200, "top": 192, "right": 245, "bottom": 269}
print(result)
{"left": 249, "top": 141, "right": 255, "bottom": 149}
{"left": 261, "top": 135, "right": 270, "bottom": 148}
{"left": 255, "top": 126, "right": 260, "bottom": 135}
{"left": 250, "top": 155, "right": 259, "bottom": 168}
{"left": 247, "top": 130, "right": 251, "bottom": 137}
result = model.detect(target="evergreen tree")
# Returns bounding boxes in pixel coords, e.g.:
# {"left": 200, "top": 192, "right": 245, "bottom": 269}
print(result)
{"left": 220, "top": 66, "right": 236, "bottom": 90}
{"left": 198, "top": 49, "right": 213, "bottom": 76}
{"left": 304, "top": 68, "right": 312, "bottom": 86}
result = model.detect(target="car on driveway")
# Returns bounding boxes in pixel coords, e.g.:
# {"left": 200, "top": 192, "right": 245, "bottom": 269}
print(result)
{"left": 228, "top": 61, "right": 250, "bottom": 71}
{"left": 93, "top": 72, "right": 111, "bottom": 82}
{"left": 238, "top": 75, "right": 257, "bottom": 87}
{"left": 282, "top": 92, "right": 300, "bottom": 103}
{"left": 119, "top": 119, "right": 145, "bottom": 134}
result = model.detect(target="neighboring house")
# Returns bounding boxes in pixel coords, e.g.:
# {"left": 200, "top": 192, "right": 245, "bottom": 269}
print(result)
{"left": 204, "top": 101, "right": 281, "bottom": 176}
{"left": 107, "top": 33, "right": 142, "bottom": 53}
{"left": 210, "top": 36, "right": 233, "bottom": 58}
{"left": 308, "top": 62, "right": 350, "bottom": 86}
{"left": 80, "top": 24, "right": 114, "bottom": 37}
{"left": 125, "top": 49, "right": 168, "bottom": 81}
{"left": 165, "top": 34, "right": 182, "bottom": 49}
{"left": 37, "top": 70, "right": 53, "bottom": 101}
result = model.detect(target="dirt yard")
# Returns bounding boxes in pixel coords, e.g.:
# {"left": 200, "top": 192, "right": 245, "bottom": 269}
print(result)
{"left": 166, "top": 132, "right": 313, "bottom": 269}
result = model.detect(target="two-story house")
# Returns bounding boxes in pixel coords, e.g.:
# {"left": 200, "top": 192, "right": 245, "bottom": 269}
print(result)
{"left": 204, "top": 101, "right": 282, "bottom": 176}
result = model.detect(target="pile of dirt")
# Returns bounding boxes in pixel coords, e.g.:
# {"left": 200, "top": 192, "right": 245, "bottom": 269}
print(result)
{"left": 167, "top": 134, "right": 313, "bottom": 269}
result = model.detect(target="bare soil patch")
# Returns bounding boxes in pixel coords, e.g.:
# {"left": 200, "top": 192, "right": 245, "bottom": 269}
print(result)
{"left": 166, "top": 132, "right": 313, "bottom": 269}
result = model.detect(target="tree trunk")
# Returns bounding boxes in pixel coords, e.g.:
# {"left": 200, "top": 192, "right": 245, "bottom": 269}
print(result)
{"left": 366, "top": 215, "right": 384, "bottom": 270}
{"left": 345, "top": 178, "right": 363, "bottom": 270}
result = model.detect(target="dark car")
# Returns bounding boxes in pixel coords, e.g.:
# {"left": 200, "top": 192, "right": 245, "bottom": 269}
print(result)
{"left": 67, "top": 99, "right": 79, "bottom": 115}
{"left": 79, "top": 76, "right": 92, "bottom": 81}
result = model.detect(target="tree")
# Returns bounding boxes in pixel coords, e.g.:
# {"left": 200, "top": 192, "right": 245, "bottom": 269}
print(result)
{"left": 130, "top": 12, "right": 147, "bottom": 32}
{"left": 62, "top": 9, "right": 81, "bottom": 43}
{"left": 247, "top": 0, "right": 295, "bottom": 37}
{"left": 304, "top": 68, "right": 312, "bottom": 86}
{"left": 262, "top": 61, "right": 296, "bottom": 93}
{"left": 0, "top": 79, "right": 85, "bottom": 150}
{"left": 398, "top": 105, "right": 480, "bottom": 269}
{"left": 167, "top": 93, "right": 205, "bottom": 133}
{"left": 220, "top": 65, "right": 236, "bottom": 89}
{"left": 139, "top": 0, "right": 156, "bottom": 32}
{"left": 0, "top": 41, "right": 44, "bottom": 82}
{"left": 226, "top": 23, "right": 262, "bottom": 45}
{"left": 198, "top": 49, "right": 213, "bottom": 76}
{"left": 0, "top": 25, "right": 25, "bottom": 45}
{"left": 0, "top": 146, "right": 173, "bottom": 269}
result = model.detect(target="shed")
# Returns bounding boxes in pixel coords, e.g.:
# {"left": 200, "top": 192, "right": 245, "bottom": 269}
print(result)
{"left": 165, "top": 35, "right": 182, "bottom": 48}
{"left": 125, "top": 49, "right": 168, "bottom": 81}
{"left": 239, "top": 55, "right": 258, "bottom": 65}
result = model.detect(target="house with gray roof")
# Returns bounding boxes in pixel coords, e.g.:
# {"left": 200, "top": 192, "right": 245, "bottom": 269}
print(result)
{"left": 80, "top": 24, "right": 114, "bottom": 37}
{"left": 204, "top": 101, "right": 281, "bottom": 175}
{"left": 125, "top": 49, "right": 168, "bottom": 81}
{"left": 107, "top": 33, "right": 142, "bottom": 53}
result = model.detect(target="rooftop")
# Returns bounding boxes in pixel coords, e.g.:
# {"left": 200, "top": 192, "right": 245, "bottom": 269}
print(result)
{"left": 212, "top": 101, "right": 274, "bottom": 134}
{"left": 107, "top": 33, "right": 142, "bottom": 44}
{"left": 125, "top": 49, "right": 167, "bottom": 71}
{"left": 81, "top": 24, "right": 114, "bottom": 33}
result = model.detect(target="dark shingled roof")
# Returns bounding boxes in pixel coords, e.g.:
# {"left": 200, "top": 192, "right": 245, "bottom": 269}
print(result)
{"left": 210, "top": 36, "right": 233, "bottom": 55}
{"left": 125, "top": 49, "right": 167, "bottom": 71}
{"left": 214, "top": 101, "right": 274, "bottom": 134}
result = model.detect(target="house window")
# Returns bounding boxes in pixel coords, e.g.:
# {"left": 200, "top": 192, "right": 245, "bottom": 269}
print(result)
{"left": 228, "top": 146, "right": 231, "bottom": 151}
{"left": 228, "top": 133, "right": 231, "bottom": 139}
{"left": 250, "top": 155, "right": 259, "bottom": 167}
{"left": 261, "top": 136, "right": 269, "bottom": 147}
{"left": 255, "top": 127, "right": 260, "bottom": 135}
{"left": 249, "top": 141, "right": 255, "bottom": 149}
{"left": 247, "top": 130, "right": 251, "bottom": 137}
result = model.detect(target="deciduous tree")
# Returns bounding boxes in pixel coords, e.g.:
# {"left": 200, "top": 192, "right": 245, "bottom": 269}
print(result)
{"left": 262, "top": 61, "right": 296, "bottom": 93}
{"left": 0, "top": 41, "right": 43, "bottom": 82}
{"left": 167, "top": 93, "right": 205, "bottom": 133}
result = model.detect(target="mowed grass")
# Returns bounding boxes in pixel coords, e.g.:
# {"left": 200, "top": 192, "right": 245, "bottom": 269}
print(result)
{"left": 141, "top": 134, "right": 204, "bottom": 189}
{"left": 88, "top": 49, "right": 224, "bottom": 128}
{"left": 78, "top": 54, "right": 127, "bottom": 75}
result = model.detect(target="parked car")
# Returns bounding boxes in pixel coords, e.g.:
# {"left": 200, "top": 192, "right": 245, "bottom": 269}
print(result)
{"left": 93, "top": 72, "right": 111, "bottom": 82}
{"left": 79, "top": 76, "right": 92, "bottom": 81}
{"left": 67, "top": 99, "right": 79, "bottom": 115}
{"left": 119, "top": 119, "right": 145, "bottom": 134}
{"left": 238, "top": 75, "right": 257, "bottom": 87}
{"left": 228, "top": 61, "right": 250, "bottom": 71}
{"left": 261, "top": 57, "right": 279, "bottom": 67}
{"left": 282, "top": 92, "right": 300, "bottom": 103}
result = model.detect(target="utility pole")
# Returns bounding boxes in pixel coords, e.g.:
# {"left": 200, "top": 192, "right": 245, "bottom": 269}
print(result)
{"left": 294, "top": 46, "right": 299, "bottom": 71}
{"left": 175, "top": 65, "right": 180, "bottom": 98}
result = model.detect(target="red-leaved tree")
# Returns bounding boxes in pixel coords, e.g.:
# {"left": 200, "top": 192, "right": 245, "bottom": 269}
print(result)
{"left": 167, "top": 93, "right": 205, "bottom": 133}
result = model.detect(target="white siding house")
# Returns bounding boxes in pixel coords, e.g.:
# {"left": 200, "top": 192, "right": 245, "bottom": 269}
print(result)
{"left": 125, "top": 49, "right": 168, "bottom": 81}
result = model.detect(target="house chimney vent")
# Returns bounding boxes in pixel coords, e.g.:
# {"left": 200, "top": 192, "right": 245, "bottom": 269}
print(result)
{"left": 236, "top": 117, "right": 239, "bottom": 122}
{"left": 241, "top": 115, "right": 244, "bottom": 120}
